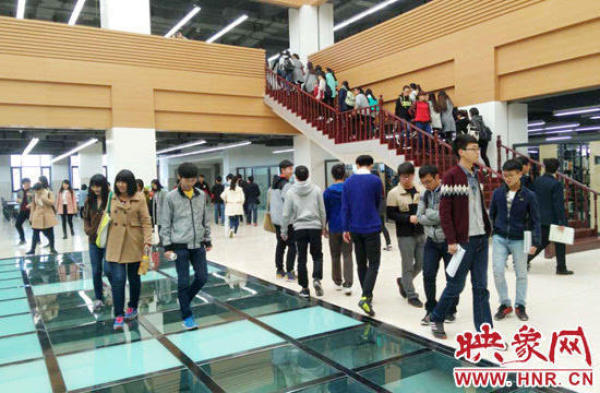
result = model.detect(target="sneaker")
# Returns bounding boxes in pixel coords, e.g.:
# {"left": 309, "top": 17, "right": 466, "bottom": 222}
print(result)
{"left": 93, "top": 300, "right": 104, "bottom": 311}
{"left": 383, "top": 244, "right": 392, "bottom": 251}
{"left": 113, "top": 316, "right": 125, "bottom": 330}
{"left": 299, "top": 288, "right": 310, "bottom": 298}
{"left": 229, "top": 229, "right": 234, "bottom": 238}
{"left": 358, "top": 297, "right": 375, "bottom": 317}
{"left": 286, "top": 271, "right": 296, "bottom": 282}
{"left": 334, "top": 283, "right": 343, "bottom": 291}
{"left": 445, "top": 313, "right": 457, "bottom": 323}
{"left": 25, "top": 249, "right": 35, "bottom": 256}
{"left": 253, "top": 223, "right": 258, "bottom": 227}
{"left": 124, "top": 307, "right": 138, "bottom": 321}
{"left": 396, "top": 278, "right": 407, "bottom": 298}
{"left": 43, "top": 244, "right": 50, "bottom": 248}
{"left": 421, "top": 313, "right": 431, "bottom": 326}
{"left": 276, "top": 270, "right": 286, "bottom": 279}
{"left": 182, "top": 316, "right": 199, "bottom": 330}
{"left": 494, "top": 305, "right": 513, "bottom": 321}
{"left": 313, "top": 280, "right": 323, "bottom": 297}
{"left": 17, "top": 240, "right": 26, "bottom": 246}
{"left": 515, "top": 305, "right": 529, "bottom": 321}
{"left": 408, "top": 297, "right": 423, "bottom": 308}
{"left": 343, "top": 284, "right": 352, "bottom": 296}
{"left": 62, "top": 235, "right": 67, "bottom": 240}
{"left": 431, "top": 321, "right": 447, "bottom": 339}
{"left": 556, "top": 269, "right": 574, "bottom": 275}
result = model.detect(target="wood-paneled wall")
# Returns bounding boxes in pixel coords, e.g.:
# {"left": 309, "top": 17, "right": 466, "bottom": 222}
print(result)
{"left": 310, "top": 0, "right": 600, "bottom": 106}
{"left": 0, "top": 17, "right": 297, "bottom": 135}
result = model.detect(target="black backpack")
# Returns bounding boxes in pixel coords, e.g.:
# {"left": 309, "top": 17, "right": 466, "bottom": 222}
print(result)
{"left": 284, "top": 58, "right": 294, "bottom": 73}
{"left": 324, "top": 83, "right": 333, "bottom": 99}
{"left": 480, "top": 124, "right": 492, "bottom": 141}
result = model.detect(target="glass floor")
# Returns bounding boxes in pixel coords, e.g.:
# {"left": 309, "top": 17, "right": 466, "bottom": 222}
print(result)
{"left": 0, "top": 251, "right": 560, "bottom": 392}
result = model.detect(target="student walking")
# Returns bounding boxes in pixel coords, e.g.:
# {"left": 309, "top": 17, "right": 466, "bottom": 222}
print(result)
{"left": 342, "top": 155, "right": 383, "bottom": 316}
{"left": 387, "top": 162, "right": 425, "bottom": 308}
{"left": 490, "top": 160, "right": 541, "bottom": 322}
{"left": 56, "top": 180, "right": 77, "bottom": 239}
{"left": 430, "top": 135, "right": 493, "bottom": 339}
{"left": 27, "top": 176, "right": 58, "bottom": 255}
{"left": 244, "top": 176, "right": 261, "bottom": 226}
{"left": 83, "top": 174, "right": 111, "bottom": 311}
{"left": 269, "top": 160, "right": 297, "bottom": 280}
{"left": 417, "top": 165, "right": 459, "bottom": 325}
{"left": 105, "top": 170, "right": 152, "bottom": 330}
{"left": 281, "top": 166, "right": 326, "bottom": 298}
{"left": 324, "top": 164, "right": 353, "bottom": 295}
{"left": 527, "top": 158, "right": 573, "bottom": 275}
{"left": 15, "top": 178, "right": 33, "bottom": 245}
{"left": 211, "top": 177, "right": 225, "bottom": 225}
{"left": 160, "top": 163, "right": 212, "bottom": 329}
{"left": 221, "top": 177, "right": 245, "bottom": 238}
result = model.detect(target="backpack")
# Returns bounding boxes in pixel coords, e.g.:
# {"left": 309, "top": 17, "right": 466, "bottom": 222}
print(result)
{"left": 284, "top": 58, "right": 294, "bottom": 73}
{"left": 324, "top": 83, "right": 333, "bottom": 99}
{"left": 480, "top": 125, "right": 492, "bottom": 141}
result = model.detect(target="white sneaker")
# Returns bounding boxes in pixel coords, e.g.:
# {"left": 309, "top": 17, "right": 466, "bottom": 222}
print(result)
{"left": 344, "top": 286, "right": 352, "bottom": 296}
{"left": 334, "top": 284, "right": 343, "bottom": 291}
{"left": 93, "top": 300, "right": 104, "bottom": 311}
{"left": 229, "top": 229, "right": 234, "bottom": 238}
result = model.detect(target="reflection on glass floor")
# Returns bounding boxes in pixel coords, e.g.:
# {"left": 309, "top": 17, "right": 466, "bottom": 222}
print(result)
{"left": 0, "top": 251, "right": 556, "bottom": 393}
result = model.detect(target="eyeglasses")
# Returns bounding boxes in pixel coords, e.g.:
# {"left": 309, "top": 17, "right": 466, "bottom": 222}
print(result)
{"left": 465, "top": 147, "right": 480, "bottom": 152}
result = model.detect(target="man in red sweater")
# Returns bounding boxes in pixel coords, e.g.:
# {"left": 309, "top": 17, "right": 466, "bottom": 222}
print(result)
{"left": 430, "top": 134, "right": 492, "bottom": 339}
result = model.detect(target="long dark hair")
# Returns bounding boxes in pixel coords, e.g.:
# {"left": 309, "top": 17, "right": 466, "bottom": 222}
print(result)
{"left": 326, "top": 67, "right": 337, "bottom": 81}
{"left": 38, "top": 176, "right": 49, "bottom": 189}
{"left": 365, "top": 88, "right": 375, "bottom": 99}
{"left": 151, "top": 179, "right": 163, "bottom": 191}
{"left": 229, "top": 177, "right": 238, "bottom": 191}
{"left": 61, "top": 179, "right": 74, "bottom": 197}
{"left": 429, "top": 92, "right": 442, "bottom": 113}
{"left": 87, "top": 174, "right": 109, "bottom": 210}
{"left": 438, "top": 91, "right": 452, "bottom": 112}
{"left": 114, "top": 170, "right": 137, "bottom": 197}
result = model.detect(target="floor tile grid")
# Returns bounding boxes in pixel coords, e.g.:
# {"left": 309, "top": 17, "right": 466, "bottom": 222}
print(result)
{"left": 155, "top": 267, "right": 390, "bottom": 393}
{"left": 19, "top": 258, "right": 68, "bottom": 393}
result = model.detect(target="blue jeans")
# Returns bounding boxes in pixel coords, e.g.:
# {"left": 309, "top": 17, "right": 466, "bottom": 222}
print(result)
{"left": 175, "top": 248, "right": 208, "bottom": 320}
{"left": 214, "top": 203, "right": 224, "bottom": 225}
{"left": 423, "top": 238, "right": 458, "bottom": 314}
{"left": 415, "top": 121, "right": 432, "bottom": 148}
{"left": 431, "top": 235, "right": 492, "bottom": 331}
{"left": 107, "top": 262, "right": 141, "bottom": 318}
{"left": 89, "top": 242, "right": 108, "bottom": 301}
{"left": 229, "top": 216, "right": 240, "bottom": 233}
{"left": 246, "top": 203, "right": 258, "bottom": 224}
{"left": 492, "top": 235, "right": 527, "bottom": 307}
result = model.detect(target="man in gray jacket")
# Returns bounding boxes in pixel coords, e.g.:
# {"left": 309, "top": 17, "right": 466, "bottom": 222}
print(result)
{"left": 270, "top": 160, "right": 296, "bottom": 281}
{"left": 160, "top": 163, "right": 212, "bottom": 330}
{"left": 416, "top": 165, "right": 459, "bottom": 326}
{"left": 281, "top": 166, "right": 327, "bottom": 298}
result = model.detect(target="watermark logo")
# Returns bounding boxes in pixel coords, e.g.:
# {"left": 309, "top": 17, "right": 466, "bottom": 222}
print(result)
{"left": 453, "top": 324, "right": 593, "bottom": 389}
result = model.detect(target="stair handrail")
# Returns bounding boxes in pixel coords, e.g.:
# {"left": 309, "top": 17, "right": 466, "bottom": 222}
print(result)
{"left": 496, "top": 135, "right": 598, "bottom": 232}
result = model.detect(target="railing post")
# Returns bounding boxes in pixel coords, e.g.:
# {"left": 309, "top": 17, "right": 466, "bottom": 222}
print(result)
{"left": 433, "top": 130, "right": 440, "bottom": 169}
{"left": 496, "top": 135, "right": 502, "bottom": 173}
{"left": 595, "top": 194, "right": 598, "bottom": 234}
{"left": 378, "top": 96, "right": 385, "bottom": 143}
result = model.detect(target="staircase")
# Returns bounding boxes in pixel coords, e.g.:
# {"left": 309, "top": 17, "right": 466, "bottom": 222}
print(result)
{"left": 265, "top": 68, "right": 503, "bottom": 205}
{"left": 497, "top": 139, "right": 600, "bottom": 256}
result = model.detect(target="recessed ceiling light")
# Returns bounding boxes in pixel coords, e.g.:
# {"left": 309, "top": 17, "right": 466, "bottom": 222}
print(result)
{"left": 206, "top": 15, "right": 248, "bottom": 43}
{"left": 164, "top": 6, "right": 201, "bottom": 38}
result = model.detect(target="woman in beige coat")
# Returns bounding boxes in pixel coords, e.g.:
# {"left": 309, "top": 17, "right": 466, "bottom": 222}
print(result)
{"left": 221, "top": 177, "right": 245, "bottom": 238}
{"left": 105, "top": 170, "right": 152, "bottom": 330}
{"left": 26, "top": 176, "right": 58, "bottom": 255}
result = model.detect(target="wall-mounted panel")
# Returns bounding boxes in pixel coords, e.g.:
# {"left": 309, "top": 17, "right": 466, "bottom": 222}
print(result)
{"left": 0, "top": 104, "right": 111, "bottom": 129}
{"left": 155, "top": 112, "right": 297, "bottom": 135}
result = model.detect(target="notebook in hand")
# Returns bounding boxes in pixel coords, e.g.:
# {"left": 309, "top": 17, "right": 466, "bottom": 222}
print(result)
{"left": 549, "top": 224, "right": 575, "bottom": 245}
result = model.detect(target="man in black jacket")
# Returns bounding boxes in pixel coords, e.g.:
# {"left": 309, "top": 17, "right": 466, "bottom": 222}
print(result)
{"left": 516, "top": 156, "right": 534, "bottom": 191}
{"left": 527, "top": 158, "right": 573, "bottom": 275}
{"left": 210, "top": 177, "right": 225, "bottom": 225}
{"left": 245, "top": 176, "right": 261, "bottom": 226}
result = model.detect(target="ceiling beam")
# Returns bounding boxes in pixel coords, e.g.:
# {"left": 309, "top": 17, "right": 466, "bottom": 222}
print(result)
{"left": 254, "top": 0, "right": 328, "bottom": 9}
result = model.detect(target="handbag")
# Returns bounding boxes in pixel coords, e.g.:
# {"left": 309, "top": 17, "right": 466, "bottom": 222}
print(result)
{"left": 263, "top": 189, "right": 275, "bottom": 233}
{"left": 95, "top": 191, "right": 113, "bottom": 248}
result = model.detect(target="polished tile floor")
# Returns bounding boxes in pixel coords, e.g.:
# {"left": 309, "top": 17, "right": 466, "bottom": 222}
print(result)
{"left": 0, "top": 217, "right": 596, "bottom": 392}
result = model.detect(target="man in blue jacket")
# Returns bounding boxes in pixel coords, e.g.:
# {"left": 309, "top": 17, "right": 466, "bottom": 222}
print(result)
{"left": 324, "top": 164, "right": 353, "bottom": 296}
{"left": 342, "top": 155, "right": 382, "bottom": 316}
{"left": 527, "top": 158, "right": 573, "bottom": 275}
{"left": 490, "top": 160, "right": 541, "bottom": 322}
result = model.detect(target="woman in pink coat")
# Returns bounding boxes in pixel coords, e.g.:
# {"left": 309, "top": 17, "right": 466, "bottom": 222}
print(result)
{"left": 56, "top": 179, "right": 77, "bottom": 239}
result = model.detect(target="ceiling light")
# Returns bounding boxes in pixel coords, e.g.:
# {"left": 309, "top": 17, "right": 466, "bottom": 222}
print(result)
{"left": 272, "top": 148, "right": 294, "bottom": 154}
{"left": 553, "top": 107, "right": 600, "bottom": 117}
{"left": 162, "top": 141, "right": 251, "bottom": 159}
{"left": 68, "top": 0, "right": 86, "bottom": 25}
{"left": 528, "top": 121, "right": 545, "bottom": 127}
{"left": 22, "top": 138, "right": 39, "bottom": 157}
{"left": 157, "top": 140, "right": 206, "bottom": 154}
{"left": 206, "top": 14, "right": 248, "bottom": 43}
{"left": 546, "top": 136, "right": 572, "bottom": 142}
{"left": 590, "top": 116, "right": 600, "bottom": 120}
{"left": 527, "top": 128, "right": 544, "bottom": 132}
{"left": 164, "top": 6, "right": 201, "bottom": 38}
{"left": 334, "top": 0, "right": 400, "bottom": 32}
{"left": 51, "top": 139, "right": 98, "bottom": 164}
{"left": 16, "top": 0, "right": 26, "bottom": 19}
{"left": 543, "top": 123, "right": 580, "bottom": 131}
{"left": 576, "top": 126, "right": 600, "bottom": 132}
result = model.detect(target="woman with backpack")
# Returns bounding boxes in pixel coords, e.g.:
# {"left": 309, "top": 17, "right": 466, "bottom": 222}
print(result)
{"left": 468, "top": 107, "right": 492, "bottom": 168}
{"left": 302, "top": 62, "right": 318, "bottom": 95}
{"left": 438, "top": 91, "right": 456, "bottom": 140}
{"left": 428, "top": 93, "right": 443, "bottom": 133}
{"left": 291, "top": 54, "right": 304, "bottom": 85}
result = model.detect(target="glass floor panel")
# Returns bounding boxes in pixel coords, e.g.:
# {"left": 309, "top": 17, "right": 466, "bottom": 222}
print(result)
{"left": 359, "top": 350, "right": 495, "bottom": 393}
{"left": 0, "top": 253, "right": 564, "bottom": 393}
{"left": 199, "top": 343, "right": 341, "bottom": 393}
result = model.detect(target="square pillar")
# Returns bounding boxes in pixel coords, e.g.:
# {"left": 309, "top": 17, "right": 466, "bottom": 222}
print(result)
{"left": 100, "top": 0, "right": 151, "bottom": 34}
{"left": 289, "top": 4, "right": 334, "bottom": 62}
{"left": 106, "top": 127, "right": 157, "bottom": 185}
{"left": 79, "top": 142, "right": 104, "bottom": 187}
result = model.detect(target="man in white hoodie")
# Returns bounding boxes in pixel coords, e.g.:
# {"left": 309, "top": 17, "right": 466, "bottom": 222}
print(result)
{"left": 281, "top": 166, "right": 327, "bottom": 298}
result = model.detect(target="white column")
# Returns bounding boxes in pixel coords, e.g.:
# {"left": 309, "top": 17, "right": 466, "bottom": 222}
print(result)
{"left": 461, "top": 101, "right": 528, "bottom": 171}
{"left": 51, "top": 162, "right": 70, "bottom": 191}
{"left": 294, "top": 135, "right": 335, "bottom": 190}
{"left": 100, "top": 0, "right": 151, "bottom": 34}
{"left": 158, "top": 157, "right": 170, "bottom": 188}
{"left": 105, "top": 128, "right": 157, "bottom": 185}
{"left": 78, "top": 142, "right": 103, "bottom": 187}
{"left": 0, "top": 155, "right": 12, "bottom": 200}
{"left": 289, "top": 4, "right": 334, "bottom": 62}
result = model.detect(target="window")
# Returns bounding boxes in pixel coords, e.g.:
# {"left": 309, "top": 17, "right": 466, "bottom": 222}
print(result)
{"left": 10, "top": 155, "right": 52, "bottom": 192}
